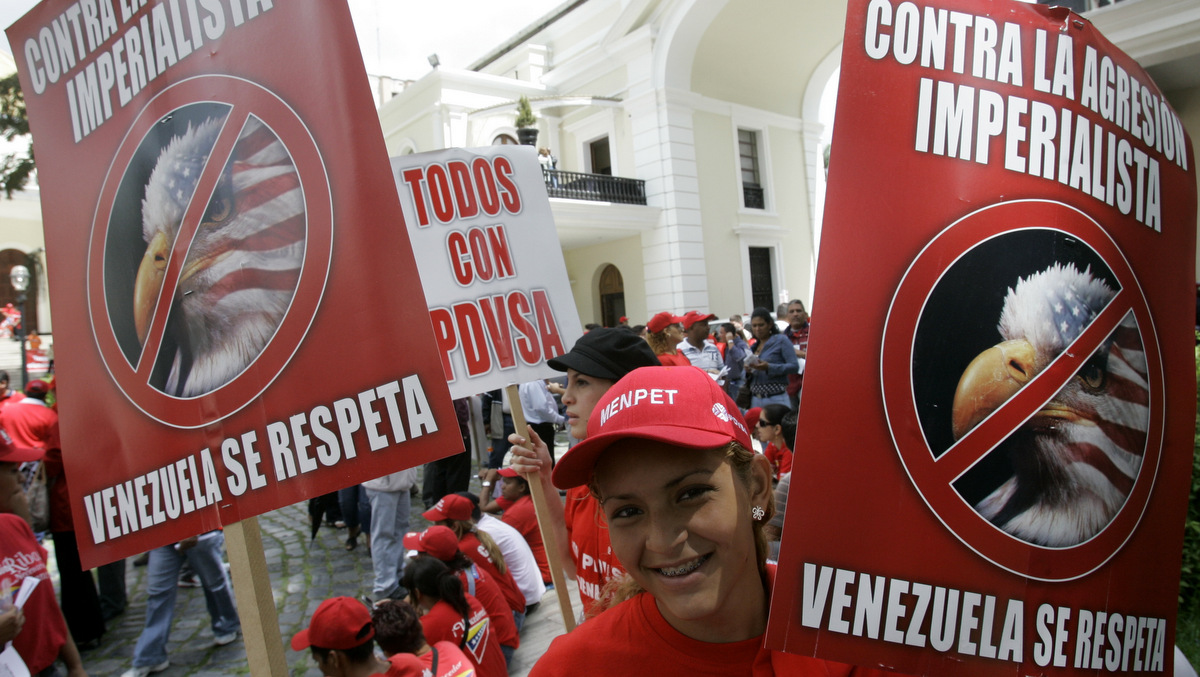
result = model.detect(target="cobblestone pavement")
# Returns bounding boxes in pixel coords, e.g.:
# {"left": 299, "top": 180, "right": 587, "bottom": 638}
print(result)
{"left": 54, "top": 490, "right": 578, "bottom": 677}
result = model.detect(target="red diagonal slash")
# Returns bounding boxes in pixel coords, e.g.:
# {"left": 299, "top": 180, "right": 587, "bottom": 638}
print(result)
{"left": 931, "top": 290, "right": 1131, "bottom": 485}
{"left": 134, "top": 107, "right": 251, "bottom": 380}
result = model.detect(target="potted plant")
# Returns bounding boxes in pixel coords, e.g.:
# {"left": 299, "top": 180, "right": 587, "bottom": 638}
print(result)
{"left": 515, "top": 95, "right": 538, "bottom": 146}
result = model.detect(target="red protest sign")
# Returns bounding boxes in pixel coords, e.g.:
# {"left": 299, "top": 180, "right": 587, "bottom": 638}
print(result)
{"left": 7, "top": 0, "right": 460, "bottom": 568}
{"left": 766, "top": 0, "right": 1195, "bottom": 674}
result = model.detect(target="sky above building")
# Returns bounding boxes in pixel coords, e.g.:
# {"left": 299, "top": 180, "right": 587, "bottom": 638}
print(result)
{"left": 0, "top": 0, "right": 566, "bottom": 80}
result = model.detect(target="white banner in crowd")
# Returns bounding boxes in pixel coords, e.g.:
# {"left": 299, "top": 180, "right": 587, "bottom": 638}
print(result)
{"left": 391, "top": 146, "right": 583, "bottom": 398}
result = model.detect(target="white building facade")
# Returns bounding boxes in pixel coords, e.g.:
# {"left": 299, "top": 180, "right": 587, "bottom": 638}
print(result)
{"left": 375, "top": 0, "right": 1200, "bottom": 327}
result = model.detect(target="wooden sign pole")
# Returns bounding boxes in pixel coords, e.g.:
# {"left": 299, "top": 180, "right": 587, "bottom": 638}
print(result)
{"left": 225, "top": 516, "right": 288, "bottom": 675}
{"left": 505, "top": 383, "right": 577, "bottom": 632}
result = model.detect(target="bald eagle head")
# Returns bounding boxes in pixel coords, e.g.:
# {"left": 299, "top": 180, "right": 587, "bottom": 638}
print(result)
{"left": 133, "top": 116, "right": 305, "bottom": 397}
{"left": 950, "top": 263, "right": 1148, "bottom": 547}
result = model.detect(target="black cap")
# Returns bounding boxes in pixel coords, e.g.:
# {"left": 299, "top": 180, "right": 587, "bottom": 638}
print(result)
{"left": 548, "top": 327, "right": 659, "bottom": 380}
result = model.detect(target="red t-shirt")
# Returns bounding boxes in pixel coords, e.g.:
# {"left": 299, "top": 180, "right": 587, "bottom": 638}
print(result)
{"left": 459, "top": 532, "right": 525, "bottom": 613}
{"left": 387, "top": 642, "right": 477, "bottom": 677}
{"left": 529, "top": 565, "right": 904, "bottom": 677}
{"left": 656, "top": 352, "right": 692, "bottom": 367}
{"left": 563, "top": 487, "right": 623, "bottom": 615}
{"left": 500, "top": 495, "right": 550, "bottom": 583}
{"left": 763, "top": 442, "right": 793, "bottom": 480}
{"left": 0, "top": 390, "right": 24, "bottom": 412}
{"left": 0, "top": 514, "right": 67, "bottom": 673}
{"left": 420, "top": 596, "right": 506, "bottom": 677}
{"left": 455, "top": 564, "right": 519, "bottom": 649}
{"left": 0, "top": 400, "right": 58, "bottom": 449}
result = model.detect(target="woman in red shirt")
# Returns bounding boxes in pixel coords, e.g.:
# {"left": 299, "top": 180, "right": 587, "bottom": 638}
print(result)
{"left": 645, "top": 312, "right": 690, "bottom": 366}
{"left": 755, "top": 403, "right": 793, "bottom": 481}
{"left": 372, "top": 599, "right": 477, "bottom": 677}
{"left": 400, "top": 556, "right": 506, "bottom": 677}
{"left": 529, "top": 367, "right": 900, "bottom": 677}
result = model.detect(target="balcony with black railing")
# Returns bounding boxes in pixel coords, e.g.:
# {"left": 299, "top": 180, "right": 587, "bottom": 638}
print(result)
{"left": 542, "top": 168, "right": 647, "bottom": 205}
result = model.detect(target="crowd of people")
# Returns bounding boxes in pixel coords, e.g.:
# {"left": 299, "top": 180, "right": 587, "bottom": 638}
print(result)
{"left": 1, "top": 299, "right": 886, "bottom": 677}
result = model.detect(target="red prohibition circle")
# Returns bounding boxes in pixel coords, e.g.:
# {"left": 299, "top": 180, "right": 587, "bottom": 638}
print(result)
{"left": 86, "top": 76, "right": 333, "bottom": 429}
{"left": 881, "top": 200, "right": 1164, "bottom": 581}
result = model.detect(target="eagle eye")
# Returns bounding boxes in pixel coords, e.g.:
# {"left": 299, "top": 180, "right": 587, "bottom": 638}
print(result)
{"left": 1079, "top": 357, "right": 1106, "bottom": 390}
{"left": 206, "top": 196, "right": 232, "bottom": 223}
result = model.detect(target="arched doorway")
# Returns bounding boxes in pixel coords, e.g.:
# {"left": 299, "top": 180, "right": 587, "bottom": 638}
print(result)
{"left": 0, "top": 249, "right": 38, "bottom": 333}
{"left": 598, "top": 264, "right": 625, "bottom": 328}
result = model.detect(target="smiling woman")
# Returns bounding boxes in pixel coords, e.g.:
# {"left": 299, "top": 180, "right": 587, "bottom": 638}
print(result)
{"left": 528, "top": 366, "right": 903, "bottom": 677}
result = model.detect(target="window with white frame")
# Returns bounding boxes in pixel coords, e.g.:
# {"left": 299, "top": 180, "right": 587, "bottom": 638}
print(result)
{"left": 739, "top": 128, "right": 765, "bottom": 210}
{"left": 748, "top": 246, "right": 775, "bottom": 310}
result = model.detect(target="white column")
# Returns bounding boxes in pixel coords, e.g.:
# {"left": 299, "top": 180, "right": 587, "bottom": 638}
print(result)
{"left": 628, "top": 90, "right": 709, "bottom": 314}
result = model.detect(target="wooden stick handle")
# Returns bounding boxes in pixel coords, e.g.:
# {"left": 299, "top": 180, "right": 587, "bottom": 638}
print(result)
{"left": 505, "top": 383, "right": 577, "bottom": 632}
{"left": 225, "top": 517, "right": 289, "bottom": 675}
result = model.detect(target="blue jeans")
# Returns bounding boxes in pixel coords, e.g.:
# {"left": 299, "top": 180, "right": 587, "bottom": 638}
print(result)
{"left": 131, "top": 532, "right": 240, "bottom": 667}
{"left": 751, "top": 391, "right": 790, "bottom": 409}
{"left": 366, "top": 488, "right": 410, "bottom": 599}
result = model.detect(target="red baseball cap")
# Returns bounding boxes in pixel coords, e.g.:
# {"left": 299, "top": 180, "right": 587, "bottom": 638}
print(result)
{"left": 646, "top": 311, "right": 684, "bottom": 334}
{"left": 422, "top": 494, "right": 473, "bottom": 522}
{"left": 552, "top": 366, "right": 753, "bottom": 489}
{"left": 497, "top": 467, "right": 521, "bottom": 478}
{"left": 743, "top": 407, "right": 763, "bottom": 430}
{"left": 24, "top": 380, "right": 49, "bottom": 396}
{"left": 0, "top": 429, "right": 42, "bottom": 464}
{"left": 681, "top": 311, "right": 718, "bottom": 330}
{"left": 290, "top": 597, "right": 374, "bottom": 651}
{"left": 403, "top": 525, "right": 460, "bottom": 561}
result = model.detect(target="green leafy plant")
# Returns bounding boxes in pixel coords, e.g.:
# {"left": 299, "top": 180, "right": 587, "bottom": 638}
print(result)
{"left": 0, "top": 73, "right": 35, "bottom": 199}
{"left": 514, "top": 95, "right": 536, "bottom": 129}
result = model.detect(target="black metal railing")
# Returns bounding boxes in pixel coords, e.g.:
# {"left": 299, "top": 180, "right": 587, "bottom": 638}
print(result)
{"left": 743, "top": 183, "right": 765, "bottom": 209}
{"left": 543, "top": 169, "right": 647, "bottom": 205}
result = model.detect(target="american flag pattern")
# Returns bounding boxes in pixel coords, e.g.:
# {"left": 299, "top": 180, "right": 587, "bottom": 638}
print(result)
{"left": 973, "top": 263, "right": 1149, "bottom": 547}
{"left": 141, "top": 115, "right": 305, "bottom": 397}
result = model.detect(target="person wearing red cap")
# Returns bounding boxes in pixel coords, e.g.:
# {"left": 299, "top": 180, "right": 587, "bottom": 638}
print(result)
{"left": 528, "top": 367, "right": 895, "bottom": 677}
{"left": 371, "top": 599, "right": 476, "bottom": 677}
{"left": 422, "top": 495, "right": 527, "bottom": 622}
{"left": 4, "top": 379, "right": 108, "bottom": 651}
{"left": 403, "top": 526, "right": 519, "bottom": 665}
{"left": 645, "top": 312, "right": 690, "bottom": 366}
{"left": 291, "top": 597, "right": 389, "bottom": 676}
{"left": 0, "top": 436, "right": 87, "bottom": 677}
{"left": 506, "top": 327, "right": 659, "bottom": 617}
{"left": 678, "top": 312, "right": 723, "bottom": 376}
{"left": 400, "top": 556, "right": 506, "bottom": 677}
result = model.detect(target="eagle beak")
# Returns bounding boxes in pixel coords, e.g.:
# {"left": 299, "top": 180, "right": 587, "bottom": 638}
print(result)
{"left": 951, "top": 339, "right": 1037, "bottom": 439}
{"left": 134, "top": 231, "right": 170, "bottom": 345}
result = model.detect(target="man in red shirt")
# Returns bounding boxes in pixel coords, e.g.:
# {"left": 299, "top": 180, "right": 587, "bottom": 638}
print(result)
{"left": 497, "top": 468, "right": 551, "bottom": 584}
{"left": 0, "top": 380, "right": 55, "bottom": 451}
{"left": 291, "top": 597, "right": 391, "bottom": 677}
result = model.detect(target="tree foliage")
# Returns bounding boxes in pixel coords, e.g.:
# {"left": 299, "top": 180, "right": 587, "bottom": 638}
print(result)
{"left": 0, "top": 72, "right": 35, "bottom": 199}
